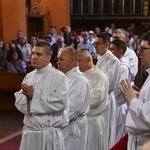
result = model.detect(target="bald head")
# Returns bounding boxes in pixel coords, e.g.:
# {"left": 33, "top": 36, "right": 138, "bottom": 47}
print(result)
{"left": 77, "top": 49, "right": 94, "bottom": 72}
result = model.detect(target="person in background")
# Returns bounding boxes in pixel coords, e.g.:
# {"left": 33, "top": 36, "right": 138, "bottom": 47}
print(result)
{"left": 59, "top": 27, "right": 70, "bottom": 45}
{"left": 17, "top": 36, "right": 32, "bottom": 66}
{"left": 95, "top": 27, "right": 101, "bottom": 36}
{"left": 15, "top": 41, "right": 69, "bottom": 150}
{"left": 7, "top": 50, "right": 26, "bottom": 73}
{"left": 65, "top": 26, "right": 71, "bottom": 35}
{"left": 47, "top": 26, "right": 57, "bottom": 46}
{"left": 57, "top": 46, "right": 90, "bottom": 150}
{"left": 120, "top": 31, "right": 150, "bottom": 150}
{"left": 77, "top": 31, "right": 97, "bottom": 58}
{"left": 29, "top": 35, "right": 37, "bottom": 49}
{"left": 110, "top": 39, "right": 130, "bottom": 143}
{"left": 44, "top": 36, "right": 52, "bottom": 46}
{"left": 88, "top": 30, "right": 95, "bottom": 44}
{"left": 7, "top": 40, "right": 23, "bottom": 62}
{"left": 69, "top": 31, "right": 79, "bottom": 49}
{"left": 0, "top": 40, "right": 7, "bottom": 69}
{"left": 14, "top": 30, "right": 24, "bottom": 46}
{"left": 77, "top": 48, "right": 109, "bottom": 150}
{"left": 51, "top": 35, "right": 68, "bottom": 68}
{"left": 112, "top": 28, "right": 138, "bottom": 84}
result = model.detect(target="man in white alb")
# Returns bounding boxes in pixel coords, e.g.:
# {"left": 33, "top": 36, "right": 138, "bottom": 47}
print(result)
{"left": 57, "top": 46, "right": 90, "bottom": 150}
{"left": 94, "top": 32, "right": 121, "bottom": 149}
{"left": 77, "top": 48, "right": 109, "bottom": 150}
{"left": 15, "top": 42, "right": 69, "bottom": 150}
{"left": 120, "top": 31, "right": 150, "bottom": 150}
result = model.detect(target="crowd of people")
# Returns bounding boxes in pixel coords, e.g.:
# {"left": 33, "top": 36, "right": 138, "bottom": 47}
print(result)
{"left": 1, "top": 22, "right": 150, "bottom": 150}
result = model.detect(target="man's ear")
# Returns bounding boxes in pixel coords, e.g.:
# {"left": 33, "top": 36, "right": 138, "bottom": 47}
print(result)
{"left": 48, "top": 55, "right": 51, "bottom": 62}
{"left": 87, "top": 56, "right": 92, "bottom": 63}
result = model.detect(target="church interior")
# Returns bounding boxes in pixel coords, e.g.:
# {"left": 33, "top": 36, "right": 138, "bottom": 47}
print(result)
{"left": 0, "top": 0, "right": 149, "bottom": 149}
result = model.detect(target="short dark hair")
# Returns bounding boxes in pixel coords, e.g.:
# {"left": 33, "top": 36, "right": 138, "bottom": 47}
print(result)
{"left": 111, "top": 39, "right": 127, "bottom": 55}
{"left": 36, "top": 41, "right": 53, "bottom": 56}
{"left": 96, "top": 32, "right": 110, "bottom": 42}
{"left": 141, "top": 31, "right": 150, "bottom": 45}
{"left": 63, "top": 46, "right": 78, "bottom": 61}
{"left": 45, "top": 36, "right": 52, "bottom": 42}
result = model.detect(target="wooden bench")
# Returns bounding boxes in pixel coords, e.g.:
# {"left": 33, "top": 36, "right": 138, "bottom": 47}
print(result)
{"left": 0, "top": 72, "right": 26, "bottom": 110}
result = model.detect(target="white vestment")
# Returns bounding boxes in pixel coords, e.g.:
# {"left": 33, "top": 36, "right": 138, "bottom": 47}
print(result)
{"left": 62, "top": 67, "right": 90, "bottom": 150}
{"left": 96, "top": 50, "right": 121, "bottom": 149}
{"left": 15, "top": 63, "right": 69, "bottom": 150}
{"left": 115, "top": 57, "right": 130, "bottom": 143}
{"left": 126, "top": 68, "right": 150, "bottom": 150}
{"left": 124, "top": 47, "right": 138, "bottom": 82}
{"left": 84, "top": 66, "right": 109, "bottom": 150}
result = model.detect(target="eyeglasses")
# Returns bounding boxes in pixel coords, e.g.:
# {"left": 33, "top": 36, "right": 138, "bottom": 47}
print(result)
{"left": 93, "top": 42, "right": 105, "bottom": 46}
{"left": 139, "top": 47, "right": 150, "bottom": 52}
{"left": 57, "top": 42, "right": 63, "bottom": 44}
{"left": 112, "top": 36, "right": 119, "bottom": 40}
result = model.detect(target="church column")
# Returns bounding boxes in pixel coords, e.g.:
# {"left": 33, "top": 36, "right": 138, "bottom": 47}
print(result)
{"left": 1, "top": 0, "right": 27, "bottom": 43}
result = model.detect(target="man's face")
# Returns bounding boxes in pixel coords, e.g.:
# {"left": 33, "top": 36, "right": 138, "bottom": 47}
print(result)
{"left": 31, "top": 47, "right": 51, "bottom": 69}
{"left": 57, "top": 51, "right": 72, "bottom": 73}
{"left": 110, "top": 43, "right": 120, "bottom": 59}
{"left": 57, "top": 38, "right": 64, "bottom": 48}
{"left": 30, "top": 37, "right": 37, "bottom": 45}
{"left": 139, "top": 40, "right": 150, "bottom": 68}
{"left": 94, "top": 37, "right": 106, "bottom": 55}
{"left": 78, "top": 52, "right": 88, "bottom": 72}
{"left": 17, "top": 31, "right": 23, "bottom": 38}
{"left": 49, "top": 27, "right": 55, "bottom": 35}
{"left": 82, "top": 32, "right": 89, "bottom": 41}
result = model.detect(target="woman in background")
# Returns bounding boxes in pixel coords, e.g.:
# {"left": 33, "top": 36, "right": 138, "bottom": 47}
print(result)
{"left": 7, "top": 50, "right": 26, "bottom": 73}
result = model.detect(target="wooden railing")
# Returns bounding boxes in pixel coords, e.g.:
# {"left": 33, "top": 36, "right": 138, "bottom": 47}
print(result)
{"left": 0, "top": 72, "right": 26, "bottom": 92}
{"left": 0, "top": 69, "right": 33, "bottom": 110}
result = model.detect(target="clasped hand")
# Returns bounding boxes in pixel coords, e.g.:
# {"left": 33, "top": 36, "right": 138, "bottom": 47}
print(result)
{"left": 119, "top": 79, "right": 140, "bottom": 103}
{"left": 21, "top": 83, "right": 34, "bottom": 100}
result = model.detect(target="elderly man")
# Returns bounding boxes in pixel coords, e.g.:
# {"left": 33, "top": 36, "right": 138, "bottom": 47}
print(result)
{"left": 77, "top": 48, "right": 109, "bottom": 150}
{"left": 120, "top": 31, "right": 150, "bottom": 150}
{"left": 57, "top": 46, "right": 90, "bottom": 150}
{"left": 94, "top": 32, "right": 121, "bottom": 149}
{"left": 112, "top": 28, "right": 138, "bottom": 84}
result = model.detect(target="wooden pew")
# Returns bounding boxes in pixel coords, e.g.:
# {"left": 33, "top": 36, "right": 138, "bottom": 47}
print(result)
{"left": 0, "top": 72, "right": 26, "bottom": 110}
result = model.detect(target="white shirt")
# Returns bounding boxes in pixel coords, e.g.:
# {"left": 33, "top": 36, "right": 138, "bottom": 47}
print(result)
{"left": 62, "top": 67, "right": 90, "bottom": 150}
{"left": 97, "top": 50, "right": 121, "bottom": 91}
{"left": 17, "top": 43, "right": 32, "bottom": 62}
{"left": 115, "top": 57, "right": 130, "bottom": 143}
{"left": 97, "top": 50, "right": 121, "bottom": 149}
{"left": 126, "top": 68, "right": 150, "bottom": 150}
{"left": 84, "top": 66, "right": 109, "bottom": 150}
{"left": 124, "top": 47, "right": 138, "bottom": 81}
{"left": 15, "top": 63, "right": 69, "bottom": 150}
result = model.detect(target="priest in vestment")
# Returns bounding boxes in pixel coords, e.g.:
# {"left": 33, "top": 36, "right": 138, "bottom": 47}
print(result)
{"left": 15, "top": 42, "right": 69, "bottom": 150}
{"left": 57, "top": 46, "right": 91, "bottom": 150}
{"left": 120, "top": 31, "right": 150, "bottom": 150}
{"left": 94, "top": 32, "right": 121, "bottom": 149}
{"left": 78, "top": 49, "right": 109, "bottom": 150}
